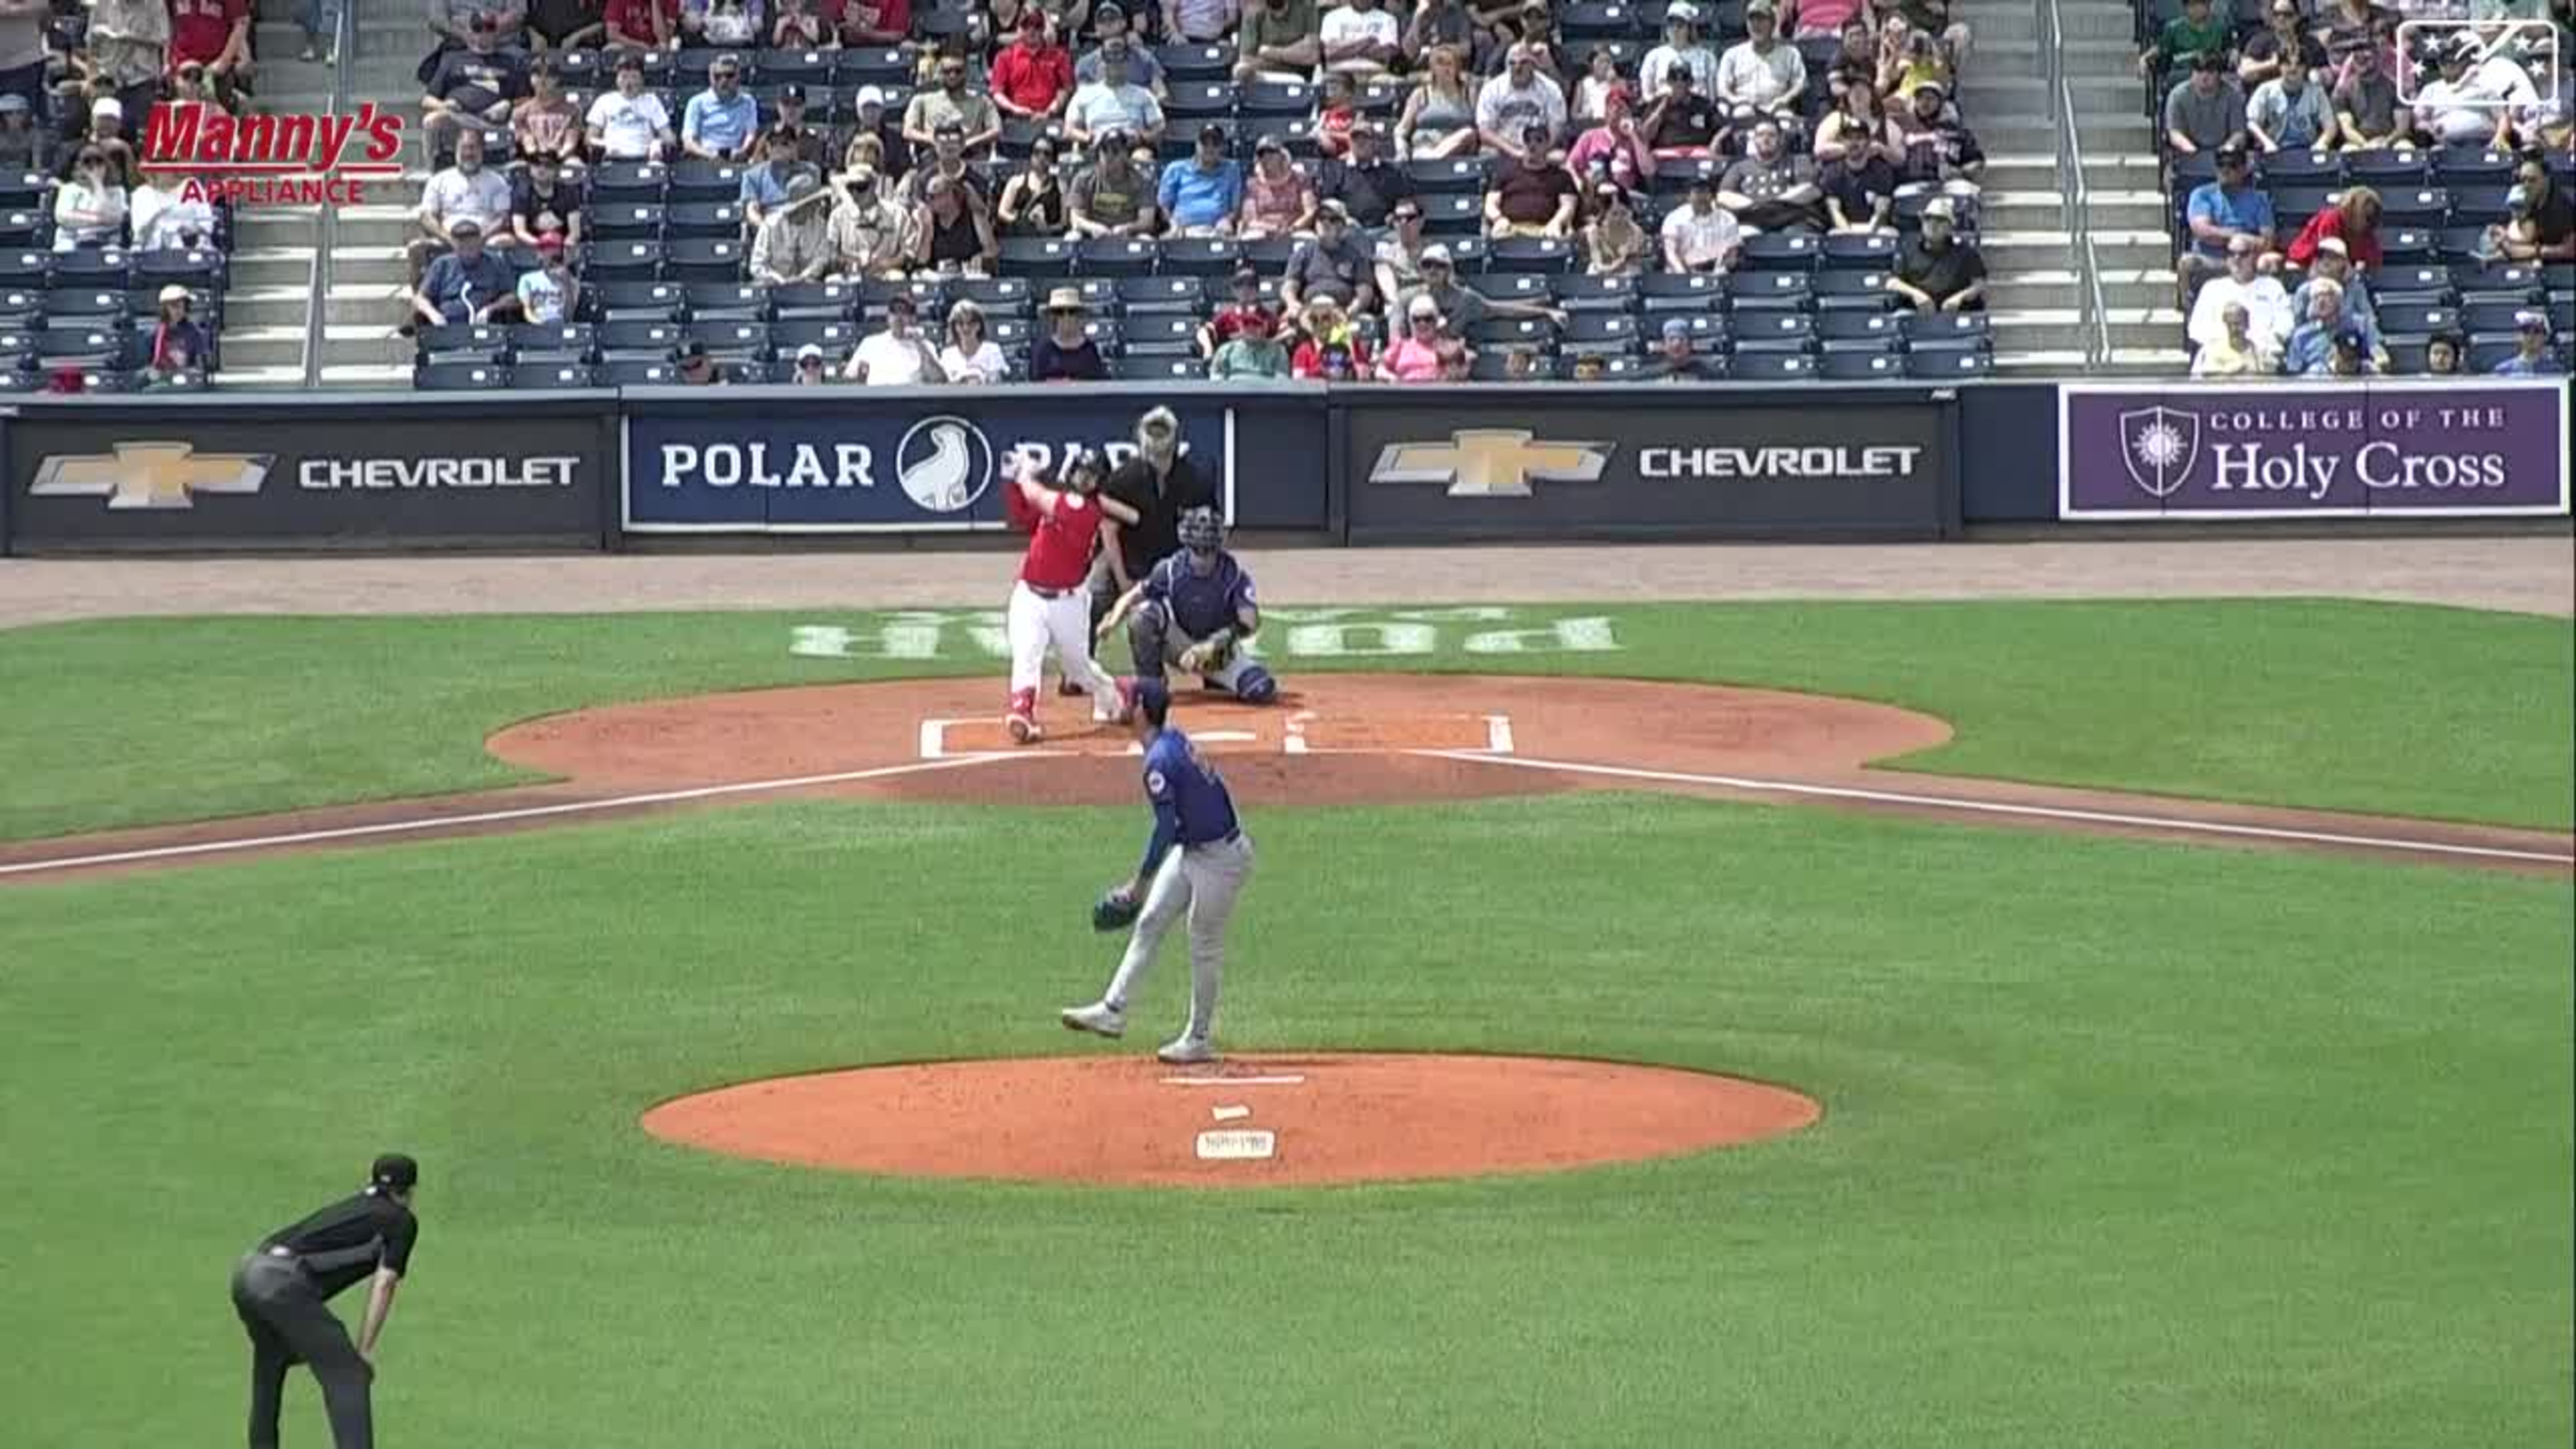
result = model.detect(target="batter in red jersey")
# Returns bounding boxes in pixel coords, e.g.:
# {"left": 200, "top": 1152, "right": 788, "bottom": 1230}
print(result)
{"left": 1003, "top": 447, "right": 1138, "bottom": 743}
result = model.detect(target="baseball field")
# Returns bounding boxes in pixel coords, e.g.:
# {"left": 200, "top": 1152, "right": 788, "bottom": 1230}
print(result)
{"left": 2, "top": 544, "right": 2570, "bottom": 1447}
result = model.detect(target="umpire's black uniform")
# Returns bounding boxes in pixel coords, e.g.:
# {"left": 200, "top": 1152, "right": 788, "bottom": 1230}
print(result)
{"left": 1091, "top": 446, "right": 1218, "bottom": 629}
{"left": 231, "top": 1155, "right": 422, "bottom": 1449}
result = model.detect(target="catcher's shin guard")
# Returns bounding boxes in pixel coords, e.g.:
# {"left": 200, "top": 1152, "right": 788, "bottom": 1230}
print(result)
{"left": 1233, "top": 664, "right": 1279, "bottom": 704}
{"left": 1125, "top": 602, "right": 1173, "bottom": 681}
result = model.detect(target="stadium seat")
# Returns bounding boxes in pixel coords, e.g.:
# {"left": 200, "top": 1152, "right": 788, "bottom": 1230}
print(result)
{"left": 2378, "top": 228, "right": 2434, "bottom": 263}
{"left": 1114, "top": 354, "right": 1201, "bottom": 380}
{"left": 2382, "top": 338, "right": 2432, "bottom": 374}
{"left": 600, "top": 359, "right": 681, "bottom": 384}
{"left": 758, "top": 47, "right": 835, "bottom": 83}
{"left": 2378, "top": 188, "right": 2452, "bottom": 227}
{"left": 591, "top": 280, "right": 686, "bottom": 321}
{"left": 1818, "top": 347, "right": 1905, "bottom": 380}
{"left": 591, "top": 202, "right": 667, "bottom": 241}
{"left": 599, "top": 318, "right": 687, "bottom": 356}
{"left": 1468, "top": 316, "right": 1558, "bottom": 346}
{"left": 1811, "top": 270, "right": 1894, "bottom": 309}
{"left": 1558, "top": 2, "right": 1642, "bottom": 38}
{"left": 511, "top": 322, "right": 597, "bottom": 358}
{"left": 1638, "top": 272, "right": 1724, "bottom": 312}
{"left": 133, "top": 249, "right": 224, "bottom": 291}
{"left": 1418, "top": 192, "right": 1482, "bottom": 234}
{"left": 586, "top": 240, "right": 664, "bottom": 282}
{"left": 951, "top": 275, "right": 1034, "bottom": 313}
{"left": 1482, "top": 272, "right": 1555, "bottom": 303}
{"left": 665, "top": 237, "right": 745, "bottom": 280}
{"left": 416, "top": 322, "right": 509, "bottom": 360}
{"left": 1817, "top": 309, "right": 1904, "bottom": 341}
{"left": 51, "top": 248, "right": 131, "bottom": 289}
{"left": 1406, "top": 157, "right": 1491, "bottom": 194}
{"left": 2343, "top": 149, "right": 2428, "bottom": 186}
{"left": 2257, "top": 150, "right": 2340, "bottom": 183}
{"left": 1120, "top": 275, "right": 1205, "bottom": 313}
{"left": 1728, "top": 270, "right": 1813, "bottom": 307}
{"left": 998, "top": 236, "right": 1077, "bottom": 274}
{"left": 1821, "top": 232, "right": 1899, "bottom": 270}
{"left": 1900, "top": 310, "right": 1992, "bottom": 343}
{"left": 2460, "top": 300, "right": 2537, "bottom": 334}
{"left": 668, "top": 161, "right": 749, "bottom": 203}
{"left": 1559, "top": 352, "right": 1652, "bottom": 379}
{"left": 1556, "top": 274, "right": 1638, "bottom": 312}
{"left": 2464, "top": 336, "right": 2524, "bottom": 371}
{"left": 588, "top": 161, "right": 671, "bottom": 204}
{"left": 1124, "top": 312, "right": 1202, "bottom": 348}
{"left": 987, "top": 316, "right": 1034, "bottom": 346}
{"left": 1485, "top": 236, "right": 1575, "bottom": 273}
{"left": 44, "top": 287, "right": 126, "bottom": 320}
{"left": 772, "top": 318, "right": 861, "bottom": 354}
{"left": 1165, "top": 81, "right": 1237, "bottom": 119}
{"left": 512, "top": 362, "right": 596, "bottom": 388}
{"left": 768, "top": 280, "right": 858, "bottom": 319}
{"left": 1159, "top": 236, "right": 1242, "bottom": 276}
{"left": 1904, "top": 344, "right": 1993, "bottom": 378}
{"left": 1739, "top": 231, "right": 1820, "bottom": 271}
{"left": 1158, "top": 43, "right": 1237, "bottom": 80}
{"left": 1734, "top": 310, "right": 1816, "bottom": 341}
{"left": 1241, "top": 80, "right": 1315, "bottom": 116}
{"left": 1656, "top": 311, "right": 1729, "bottom": 348}
{"left": 414, "top": 359, "right": 509, "bottom": 390}
{"left": 1562, "top": 312, "right": 1642, "bottom": 345}
{"left": 1731, "top": 348, "right": 1815, "bottom": 379}
{"left": 2432, "top": 147, "right": 2514, "bottom": 186}
{"left": 685, "top": 281, "right": 768, "bottom": 319}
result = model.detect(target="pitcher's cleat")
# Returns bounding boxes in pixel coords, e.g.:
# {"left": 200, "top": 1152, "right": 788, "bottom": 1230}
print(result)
{"left": 1061, "top": 1001, "right": 1126, "bottom": 1038}
{"left": 1155, "top": 1035, "right": 1217, "bottom": 1065}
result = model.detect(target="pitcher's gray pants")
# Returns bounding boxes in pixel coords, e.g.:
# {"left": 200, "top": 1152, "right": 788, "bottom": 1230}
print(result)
{"left": 1101, "top": 832, "right": 1255, "bottom": 1041}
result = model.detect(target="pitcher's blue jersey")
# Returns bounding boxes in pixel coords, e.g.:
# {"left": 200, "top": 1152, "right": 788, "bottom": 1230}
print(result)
{"left": 1144, "top": 727, "right": 1240, "bottom": 846}
{"left": 1143, "top": 550, "right": 1255, "bottom": 640}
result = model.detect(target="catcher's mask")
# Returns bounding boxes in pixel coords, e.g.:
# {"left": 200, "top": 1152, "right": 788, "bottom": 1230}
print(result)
{"left": 1177, "top": 506, "right": 1222, "bottom": 572}
{"left": 1136, "top": 406, "right": 1181, "bottom": 468}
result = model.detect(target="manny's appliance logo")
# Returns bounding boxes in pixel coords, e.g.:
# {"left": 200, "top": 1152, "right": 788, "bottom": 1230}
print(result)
{"left": 139, "top": 100, "right": 406, "bottom": 205}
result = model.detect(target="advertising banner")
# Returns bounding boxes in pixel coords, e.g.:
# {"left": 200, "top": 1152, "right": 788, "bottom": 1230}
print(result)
{"left": 622, "top": 390, "right": 1325, "bottom": 534}
{"left": 1340, "top": 388, "right": 1954, "bottom": 542}
{"left": 4, "top": 401, "right": 609, "bottom": 550}
{"left": 2058, "top": 381, "right": 2572, "bottom": 520}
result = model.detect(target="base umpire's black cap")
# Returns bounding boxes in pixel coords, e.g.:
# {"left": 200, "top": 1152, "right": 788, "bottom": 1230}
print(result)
{"left": 369, "top": 1153, "right": 420, "bottom": 1190}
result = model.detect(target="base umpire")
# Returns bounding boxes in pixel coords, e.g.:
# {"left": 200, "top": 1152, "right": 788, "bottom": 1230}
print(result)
{"left": 230, "top": 1153, "right": 423, "bottom": 1449}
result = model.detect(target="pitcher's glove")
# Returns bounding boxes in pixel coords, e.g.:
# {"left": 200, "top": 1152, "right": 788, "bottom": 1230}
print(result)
{"left": 1092, "top": 886, "right": 1141, "bottom": 933}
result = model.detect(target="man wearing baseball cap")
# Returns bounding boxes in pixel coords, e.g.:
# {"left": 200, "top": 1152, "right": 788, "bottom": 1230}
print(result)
{"left": 1160, "top": 122, "right": 1247, "bottom": 235}
{"left": 2490, "top": 310, "right": 2558, "bottom": 375}
{"left": 515, "top": 231, "right": 581, "bottom": 324}
{"left": 231, "top": 1153, "right": 424, "bottom": 1449}
{"left": 990, "top": 9, "right": 1076, "bottom": 121}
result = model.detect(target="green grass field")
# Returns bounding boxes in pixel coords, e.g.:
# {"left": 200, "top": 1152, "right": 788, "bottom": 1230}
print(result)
{"left": 2, "top": 599, "right": 2569, "bottom": 1447}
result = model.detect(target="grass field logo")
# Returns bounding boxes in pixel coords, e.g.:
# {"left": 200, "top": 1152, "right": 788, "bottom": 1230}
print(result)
{"left": 1369, "top": 430, "right": 1613, "bottom": 498}
{"left": 29, "top": 443, "right": 274, "bottom": 510}
{"left": 138, "top": 100, "right": 407, "bottom": 204}
{"left": 2394, "top": 20, "right": 2560, "bottom": 107}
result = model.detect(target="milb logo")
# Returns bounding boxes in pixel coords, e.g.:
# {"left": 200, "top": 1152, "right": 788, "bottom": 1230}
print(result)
{"left": 2394, "top": 19, "right": 2561, "bottom": 109}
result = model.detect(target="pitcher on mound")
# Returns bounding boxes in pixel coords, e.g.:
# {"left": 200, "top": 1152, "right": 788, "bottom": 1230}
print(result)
{"left": 1003, "top": 447, "right": 1138, "bottom": 743}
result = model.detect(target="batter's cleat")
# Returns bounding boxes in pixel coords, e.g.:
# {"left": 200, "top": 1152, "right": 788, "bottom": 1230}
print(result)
{"left": 1156, "top": 1035, "right": 1218, "bottom": 1065}
{"left": 1057, "top": 679, "right": 1088, "bottom": 697}
{"left": 1090, "top": 678, "right": 1131, "bottom": 724}
{"left": 1061, "top": 1001, "right": 1126, "bottom": 1038}
{"left": 1008, "top": 713, "right": 1042, "bottom": 744}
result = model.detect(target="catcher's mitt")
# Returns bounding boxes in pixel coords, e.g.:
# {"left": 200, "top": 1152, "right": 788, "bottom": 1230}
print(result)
{"left": 1091, "top": 887, "right": 1141, "bottom": 933}
{"left": 1179, "top": 636, "right": 1236, "bottom": 675}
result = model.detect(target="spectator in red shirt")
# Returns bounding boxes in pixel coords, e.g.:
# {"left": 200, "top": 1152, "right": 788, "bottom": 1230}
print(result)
{"left": 991, "top": 11, "right": 1075, "bottom": 120}
{"left": 168, "top": 0, "right": 253, "bottom": 106}
{"left": 1288, "top": 290, "right": 1372, "bottom": 379}
{"left": 838, "top": 0, "right": 908, "bottom": 46}
{"left": 1196, "top": 263, "right": 1278, "bottom": 356}
{"left": 604, "top": 0, "right": 676, "bottom": 48}
{"left": 2284, "top": 186, "right": 2383, "bottom": 275}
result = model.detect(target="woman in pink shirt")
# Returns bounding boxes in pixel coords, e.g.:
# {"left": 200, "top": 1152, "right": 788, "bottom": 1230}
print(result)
{"left": 1239, "top": 136, "right": 1318, "bottom": 239}
{"left": 1376, "top": 296, "right": 1453, "bottom": 381}
{"left": 1564, "top": 88, "right": 1653, "bottom": 195}
{"left": 1788, "top": 0, "right": 1865, "bottom": 40}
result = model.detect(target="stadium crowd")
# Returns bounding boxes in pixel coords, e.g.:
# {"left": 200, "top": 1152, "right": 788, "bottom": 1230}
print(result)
{"left": 1, "top": 0, "right": 248, "bottom": 390}
{"left": 2143, "top": 0, "right": 2574, "bottom": 377}
{"left": 403, "top": 0, "right": 2001, "bottom": 385}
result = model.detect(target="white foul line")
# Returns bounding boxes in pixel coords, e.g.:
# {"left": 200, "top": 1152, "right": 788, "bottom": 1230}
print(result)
{"left": 1161, "top": 1074, "right": 1307, "bottom": 1086}
{"left": 1411, "top": 751, "right": 2576, "bottom": 866}
{"left": 0, "top": 755, "right": 1009, "bottom": 879}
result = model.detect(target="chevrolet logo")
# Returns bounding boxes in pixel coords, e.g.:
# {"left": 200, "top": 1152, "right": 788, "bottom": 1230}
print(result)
{"left": 30, "top": 443, "right": 274, "bottom": 510}
{"left": 1367, "top": 430, "right": 1612, "bottom": 498}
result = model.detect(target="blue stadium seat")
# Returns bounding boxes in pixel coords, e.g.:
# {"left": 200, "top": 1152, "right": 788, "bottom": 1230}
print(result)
{"left": 0, "top": 207, "right": 38, "bottom": 247}
{"left": 2382, "top": 338, "right": 2432, "bottom": 374}
{"left": 1740, "top": 231, "right": 1820, "bottom": 271}
{"left": 599, "top": 318, "right": 687, "bottom": 356}
{"left": 758, "top": 47, "right": 835, "bottom": 83}
{"left": 987, "top": 316, "right": 1034, "bottom": 346}
{"left": 1158, "top": 44, "right": 1237, "bottom": 80}
{"left": 1560, "top": 351, "right": 1652, "bottom": 379}
{"left": 1822, "top": 232, "right": 1899, "bottom": 270}
{"left": 1468, "top": 315, "right": 1558, "bottom": 347}
{"left": 2432, "top": 224, "right": 2490, "bottom": 259}
{"left": 769, "top": 280, "right": 858, "bottom": 318}
{"left": 511, "top": 322, "right": 597, "bottom": 357}
{"left": 1727, "top": 270, "right": 1813, "bottom": 306}
{"left": 1482, "top": 272, "right": 1555, "bottom": 303}
{"left": 1406, "top": 157, "right": 1491, "bottom": 194}
{"left": 2432, "top": 147, "right": 2514, "bottom": 186}
{"left": 2460, "top": 300, "right": 2536, "bottom": 334}
{"left": 1731, "top": 348, "right": 1815, "bottom": 379}
{"left": 1904, "top": 344, "right": 1992, "bottom": 378}
{"left": 1120, "top": 275, "right": 1205, "bottom": 313}
{"left": 51, "top": 248, "right": 131, "bottom": 289}
{"left": 1562, "top": 312, "right": 1640, "bottom": 345}
{"left": 590, "top": 280, "right": 685, "bottom": 321}
{"left": 2382, "top": 262, "right": 2453, "bottom": 296}
{"left": 601, "top": 358, "right": 681, "bottom": 384}
{"left": 1818, "top": 347, "right": 1905, "bottom": 380}
{"left": 1556, "top": 273, "right": 1639, "bottom": 312}
{"left": 668, "top": 160, "right": 749, "bottom": 203}
{"left": 591, "top": 202, "right": 666, "bottom": 240}
{"left": 1817, "top": 309, "right": 1904, "bottom": 341}
{"left": 1558, "top": 2, "right": 1643, "bottom": 38}
{"left": 1160, "top": 236, "right": 1242, "bottom": 276}
{"left": 414, "top": 359, "right": 509, "bottom": 390}
{"left": 664, "top": 237, "right": 746, "bottom": 280}
{"left": 1115, "top": 354, "right": 1201, "bottom": 380}
{"left": 998, "top": 236, "right": 1076, "bottom": 274}
{"left": 416, "top": 321, "right": 509, "bottom": 359}
{"left": 1417, "top": 192, "right": 1482, "bottom": 235}
{"left": 834, "top": 47, "right": 912, "bottom": 84}
{"left": 688, "top": 319, "right": 772, "bottom": 357}
{"left": 588, "top": 160, "right": 670, "bottom": 204}
{"left": 1079, "top": 236, "right": 1160, "bottom": 276}
{"left": 44, "top": 287, "right": 126, "bottom": 320}
{"left": 1485, "top": 236, "right": 1575, "bottom": 273}
{"left": 1638, "top": 272, "right": 1724, "bottom": 312}
{"left": 951, "top": 275, "right": 1034, "bottom": 313}
{"left": 1734, "top": 310, "right": 1816, "bottom": 342}
{"left": 2378, "top": 227, "right": 2435, "bottom": 263}
{"left": 1240, "top": 80, "right": 1314, "bottom": 116}
{"left": 2342, "top": 149, "right": 2427, "bottom": 186}
{"left": 512, "top": 362, "right": 597, "bottom": 388}
{"left": 686, "top": 280, "right": 768, "bottom": 318}
{"left": 1900, "top": 310, "right": 1992, "bottom": 343}
{"left": 773, "top": 317, "right": 861, "bottom": 354}
{"left": 2464, "top": 336, "right": 2524, "bottom": 371}
{"left": 1811, "top": 270, "right": 1894, "bottom": 309}
{"left": 667, "top": 201, "right": 744, "bottom": 238}
{"left": 586, "top": 240, "right": 664, "bottom": 281}
{"left": 2257, "top": 150, "right": 2340, "bottom": 183}
{"left": 2448, "top": 185, "right": 2516, "bottom": 225}
{"left": 1165, "top": 82, "right": 1237, "bottom": 119}
{"left": 1124, "top": 312, "right": 1202, "bottom": 349}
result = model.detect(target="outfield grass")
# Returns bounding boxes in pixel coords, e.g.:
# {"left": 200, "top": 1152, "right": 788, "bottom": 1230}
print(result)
{"left": 2, "top": 599, "right": 2569, "bottom": 842}
{"left": 1, "top": 793, "right": 2567, "bottom": 1447}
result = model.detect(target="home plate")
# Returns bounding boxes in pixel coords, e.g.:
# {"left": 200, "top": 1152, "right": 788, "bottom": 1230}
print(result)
{"left": 1196, "top": 1129, "right": 1276, "bottom": 1160}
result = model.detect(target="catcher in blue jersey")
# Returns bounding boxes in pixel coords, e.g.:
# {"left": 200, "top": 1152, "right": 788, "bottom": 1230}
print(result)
{"left": 1093, "top": 506, "right": 1281, "bottom": 705}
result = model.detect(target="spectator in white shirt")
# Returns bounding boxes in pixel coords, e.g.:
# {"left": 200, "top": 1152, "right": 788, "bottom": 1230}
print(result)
{"left": 1321, "top": 0, "right": 1402, "bottom": 76}
{"left": 51, "top": 146, "right": 127, "bottom": 251}
{"left": 2249, "top": 52, "right": 2343, "bottom": 150}
{"left": 1065, "top": 45, "right": 1168, "bottom": 149}
{"left": 1640, "top": 2, "right": 1721, "bottom": 102}
{"left": 1476, "top": 42, "right": 1570, "bottom": 161}
{"left": 130, "top": 172, "right": 220, "bottom": 251}
{"left": 408, "top": 128, "right": 514, "bottom": 284}
{"left": 844, "top": 294, "right": 948, "bottom": 383}
{"left": 586, "top": 55, "right": 674, "bottom": 163}
{"left": 1717, "top": 0, "right": 1808, "bottom": 125}
{"left": 1659, "top": 174, "right": 1743, "bottom": 273}
{"left": 1163, "top": 0, "right": 1240, "bottom": 44}
{"left": 515, "top": 234, "right": 581, "bottom": 324}
{"left": 2186, "top": 233, "right": 2298, "bottom": 352}
{"left": 938, "top": 299, "right": 1010, "bottom": 383}
{"left": 2412, "top": 38, "right": 2533, "bottom": 147}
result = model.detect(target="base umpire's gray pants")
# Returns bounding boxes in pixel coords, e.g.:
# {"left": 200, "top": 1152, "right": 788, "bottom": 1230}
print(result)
{"left": 232, "top": 1251, "right": 375, "bottom": 1449}
{"left": 1101, "top": 833, "right": 1255, "bottom": 1042}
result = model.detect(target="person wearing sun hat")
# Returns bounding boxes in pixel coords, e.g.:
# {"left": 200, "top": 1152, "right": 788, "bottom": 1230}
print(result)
{"left": 1030, "top": 285, "right": 1110, "bottom": 382}
{"left": 2490, "top": 310, "right": 2558, "bottom": 376}
{"left": 144, "top": 282, "right": 211, "bottom": 382}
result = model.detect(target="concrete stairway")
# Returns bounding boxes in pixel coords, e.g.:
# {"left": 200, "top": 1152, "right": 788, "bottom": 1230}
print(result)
{"left": 312, "top": 10, "right": 439, "bottom": 387}
{"left": 212, "top": 0, "right": 334, "bottom": 387}
{"left": 1950, "top": 0, "right": 2179, "bottom": 373}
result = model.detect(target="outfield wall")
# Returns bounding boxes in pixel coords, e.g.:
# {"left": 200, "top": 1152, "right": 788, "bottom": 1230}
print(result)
{"left": 2, "top": 380, "right": 2566, "bottom": 553}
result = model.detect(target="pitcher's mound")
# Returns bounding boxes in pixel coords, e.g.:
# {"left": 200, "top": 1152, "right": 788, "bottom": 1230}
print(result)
{"left": 642, "top": 1052, "right": 1820, "bottom": 1188}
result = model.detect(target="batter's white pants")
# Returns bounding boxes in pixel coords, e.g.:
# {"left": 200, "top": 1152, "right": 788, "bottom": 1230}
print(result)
{"left": 1007, "top": 579, "right": 1120, "bottom": 713}
{"left": 1101, "top": 832, "right": 1255, "bottom": 1043}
